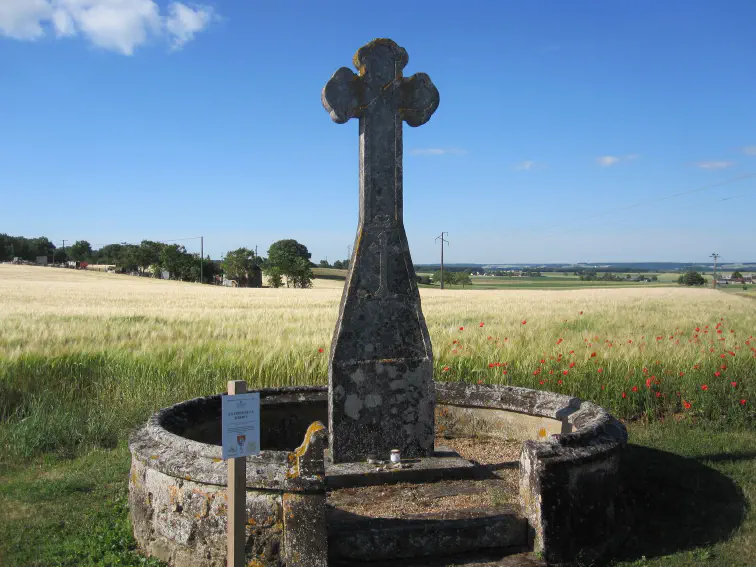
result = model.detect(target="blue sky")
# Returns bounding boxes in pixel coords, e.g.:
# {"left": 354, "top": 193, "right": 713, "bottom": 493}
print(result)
{"left": 1, "top": 1, "right": 755, "bottom": 264}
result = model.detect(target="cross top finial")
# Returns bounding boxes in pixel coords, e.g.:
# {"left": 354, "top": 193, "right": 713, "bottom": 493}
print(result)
{"left": 353, "top": 38, "right": 408, "bottom": 81}
{"left": 322, "top": 38, "right": 439, "bottom": 127}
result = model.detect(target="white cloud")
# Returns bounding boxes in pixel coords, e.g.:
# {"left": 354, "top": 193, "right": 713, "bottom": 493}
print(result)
{"left": 410, "top": 148, "right": 467, "bottom": 156}
{"left": 596, "top": 154, "right": 639, "bottom": 167}
{"left": 597, "top": 156, "right": 620, "bottom": 167}
{"left": 696, "top": 161, "right": 735, "bottom": 170}
{"left": 0, "top": 0, "right": 52, "bottom": 39}
{"left": 514, "top": 160, "right": 536, "bottom": 170}
{"left": 743, "top": 146, "right": 756, "bottom": 156}
{"left": 0, "top": 0, "right": 215, "bottom": 55}
{"left": 165, "top": 2, "right": 213, "bottom": 49}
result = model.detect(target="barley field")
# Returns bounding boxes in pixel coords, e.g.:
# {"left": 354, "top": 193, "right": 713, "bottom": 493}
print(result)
{"left": 0, "top": 263, "right": 754, "bottom": 461}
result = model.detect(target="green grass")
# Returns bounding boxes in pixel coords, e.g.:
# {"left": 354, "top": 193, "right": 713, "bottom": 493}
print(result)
{"left": 1, "top": 421, "right": 753, "bottom": 567}
{"left": 0, "top": 444, "right": 163, "bottom": 567}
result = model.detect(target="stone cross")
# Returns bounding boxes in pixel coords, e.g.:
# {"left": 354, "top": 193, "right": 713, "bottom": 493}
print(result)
{"left": 322, "top": 38, "right": 439, "bottom": 463}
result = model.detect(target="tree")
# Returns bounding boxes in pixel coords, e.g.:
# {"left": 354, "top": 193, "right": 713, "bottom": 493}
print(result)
{"left": 267, "top": 239, "right": 313, "bottom": 288}
{"left": 159, "top": 244, "right": 188, "bottom": 278}
{"left": 289, "top": 256, "right": 313, "bottom": 288}
{"left": 68, "top": 240, "right": 92, "bottom": 262}
{"left": 456, "top": 272, "right": 472, "bottom": 288}
{"left": 136, "top": 240, "right": 163, "bottom": 274}
{"left": 318, "top": 260, "right": 330, "bottom": 268}
{"left": 267, "top": 266, "right": 284, "bottom": 288}
{"left": 222, "top": 248, "right": 259, "bottom": 287}
{"left": 678, "top": 271, "right": 706, "bottom": 286}
{"left": 732, "top": 271, "right": 743, "bottom": 279}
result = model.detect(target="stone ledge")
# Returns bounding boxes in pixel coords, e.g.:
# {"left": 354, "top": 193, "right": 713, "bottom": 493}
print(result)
{"left": 325, "top": 446, "right": 477, "bottom": 489}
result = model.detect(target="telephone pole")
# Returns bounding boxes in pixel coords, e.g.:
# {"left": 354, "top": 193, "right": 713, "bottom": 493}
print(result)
{"left": 710, "top": 253, "right": 719, "bottom": 289}
{"left": 435, "top": 232, "right": 449, "bottom": 289}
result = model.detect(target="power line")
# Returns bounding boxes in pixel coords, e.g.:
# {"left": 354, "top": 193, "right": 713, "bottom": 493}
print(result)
{"left": 547, "top": 187, "right": 756, "bottom": 237}
{"left": 529, "top": 172, "right": 756, "bottom": 234}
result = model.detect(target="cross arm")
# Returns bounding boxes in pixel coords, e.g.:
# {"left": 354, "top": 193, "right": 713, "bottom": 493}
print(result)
{"left": 400, "top": 73, "right": 440, "bottom": 127}
{"left": 322, "top": 67, "right": 363, "bottom": 124}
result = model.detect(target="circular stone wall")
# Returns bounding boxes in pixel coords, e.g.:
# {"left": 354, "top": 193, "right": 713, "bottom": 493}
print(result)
{"left": 129, "top": 383, "right": 626, "bottom": 567}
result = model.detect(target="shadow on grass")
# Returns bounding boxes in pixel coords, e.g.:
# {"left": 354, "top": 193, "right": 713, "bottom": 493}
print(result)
{"left": 610, "top": 444, "right": 749, "bottom": 563}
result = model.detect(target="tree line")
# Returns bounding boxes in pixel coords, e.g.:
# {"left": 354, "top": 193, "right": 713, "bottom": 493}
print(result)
{"left": 2, "top": 234, "right": 316, "bottom": 288}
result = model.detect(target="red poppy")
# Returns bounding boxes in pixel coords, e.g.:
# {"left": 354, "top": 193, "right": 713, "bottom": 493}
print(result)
{"left": 502, "top": 370, "right": 508, "bottom": 375}
{"left": 631, "top": 386, "right": 638, "bottom": 392}
{"left": 539, "top": 380, "right": 545, "bottom": 385}
{"left": 645, "top": 378, "right": 653, "bottom": 388}
{"left": 601, "top": 385, "right": 605, "bottom": 390}
{"left": 569, "top": 362, "right": 576, "bottom": 368}
{"left": 522, "top": 320, "right": 527, "bottom": 325}
{"left": 701, "top": 384, "right": 708, "bottom": 391}
{"left": 487, "top": 335, "right": 492, "bottom": 340}
{"left": 695, "top": 327, "right": 700, "bottom": 332}
{"left": 731, "top": 381, "right": 737, "bottom": 388}
{"left": 721, "top": 364, "right": 727, "bottom": 370}
{"left": 622, "top": 392, "right": 627, "bottom": 399}
{"left": 477, "top": 379, "right": 484, "bottom": 385}
{"left": 655, "top": 392, "right": 661, "bottom": 398}
{"left": 714, "top": 371, "right": 721, "bottom": 377}
{"left": 479, "top": 322, "right": 484, "bottom": 327}
{"left": 579, "top": 311, "right": 583, "bottom": 315}
{"left": 741, "top": 399, "right": 747, "bottom": 406}
{"left": 556, "top": 338, "right": 563, "bottom": 345}
{"left": 563, "top": 370, "right": 569, "bottom": 376}
{"left": 683, "top": 400, "right": 692, "bottom": 409}
{"left": 318, "top": 348, "right": 324, "bottom": 353}
{"left": 540, "top": 358, "right": 546, "bottom": 363}
{"left": 442, "top": 366, "right": 450, "bottom": 372}
{"left": 459, "top": 326, "right": 464, "bottom": 331}
{"left": 557, "top": 379, "right": 563, "bottom": 385}
{"left": 597, "top": 368, "right": 604, "bottom": 373}
{"left": 679, "top": 372, "right": 684, "bottom": 377}
{"left": 569, "top": 350, "right": 575, "bottom": 354}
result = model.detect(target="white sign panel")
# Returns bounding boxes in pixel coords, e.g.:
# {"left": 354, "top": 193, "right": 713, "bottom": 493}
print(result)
{"left": 221, "top": 392, "right": 260, "bottom": 460}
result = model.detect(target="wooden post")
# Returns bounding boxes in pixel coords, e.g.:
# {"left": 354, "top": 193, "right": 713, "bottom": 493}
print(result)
{"left": 227, "top": 380, "right": 247, "bottom": 567}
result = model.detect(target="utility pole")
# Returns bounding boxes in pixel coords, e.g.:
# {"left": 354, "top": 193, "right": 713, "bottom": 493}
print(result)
{"left": 435, "top": 232, "right": 449, "bottom": 289}
{"left": 200, "top": 236, "right": 204, "bottom": 284}
{"left": 710, "top": 253, "right": 719, "bottom": 289}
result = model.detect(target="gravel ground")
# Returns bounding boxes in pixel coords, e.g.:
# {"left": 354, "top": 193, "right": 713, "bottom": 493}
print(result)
{"left": 327, "top": 436, "right": 522, "bottom": 518}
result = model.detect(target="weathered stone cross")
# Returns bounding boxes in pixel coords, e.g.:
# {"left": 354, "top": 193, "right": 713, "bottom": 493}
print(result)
{"left": 323, "top": 39, "right": 439, "bottom": 463}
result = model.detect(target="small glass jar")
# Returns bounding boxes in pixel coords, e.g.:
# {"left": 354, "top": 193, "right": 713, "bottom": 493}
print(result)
{"left": 390, "top": 449, "right": 401, "bottom": 463}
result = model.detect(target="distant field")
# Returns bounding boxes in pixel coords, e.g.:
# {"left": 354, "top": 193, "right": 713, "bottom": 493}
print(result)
{"left": 312, "top": 267, "right": 348, "bottom": 280}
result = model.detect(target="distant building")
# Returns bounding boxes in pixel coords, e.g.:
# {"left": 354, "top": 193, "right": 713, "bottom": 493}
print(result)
{"left": 221, "top": 265, "right": 263, "bottom": 288}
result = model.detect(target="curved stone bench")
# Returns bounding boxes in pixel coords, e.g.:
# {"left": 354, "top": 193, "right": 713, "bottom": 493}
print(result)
{"left": 435, "top": 382, "right": 628, "bottom": 566}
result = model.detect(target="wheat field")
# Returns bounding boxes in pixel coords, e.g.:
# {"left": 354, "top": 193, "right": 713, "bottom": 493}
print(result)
{"left": 0, "top": 263, "right": 754, "bottom": 459}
